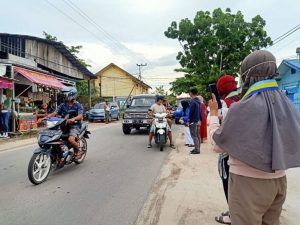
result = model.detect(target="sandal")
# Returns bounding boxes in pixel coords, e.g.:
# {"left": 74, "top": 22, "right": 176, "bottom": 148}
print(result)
{"left": 215, "top": 215, "right": 231, "bottom": 224}
{"left": 147, "top": 144, "right": 152, "bottom": 148}
{"left": 170, "top": 144, "right": 176, "bottom": 149}
{"left": 75, "top": 151, "right": 82, "bottom": 160}
{"left": 222, "top": 211, "right": 230, "bottom": 217}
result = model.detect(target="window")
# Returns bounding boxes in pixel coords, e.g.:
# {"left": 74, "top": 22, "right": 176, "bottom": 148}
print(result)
{"left": 94, "top": 103, "right": 105, "bottom": 109}
{"left": 291, "top": 68, "right": 296, "bottom": 74}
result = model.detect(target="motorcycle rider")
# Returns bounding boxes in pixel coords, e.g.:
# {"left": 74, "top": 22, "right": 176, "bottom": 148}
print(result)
{"left": 39, "top": 87, "right": 84, "bottom": 161}
{"left": 147, "top": 96, "right": 175, "bottom": 149}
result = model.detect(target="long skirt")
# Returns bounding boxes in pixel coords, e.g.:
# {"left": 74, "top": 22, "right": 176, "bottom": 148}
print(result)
{"left": 184, "top": 126, "right": 194, "bottom": 145}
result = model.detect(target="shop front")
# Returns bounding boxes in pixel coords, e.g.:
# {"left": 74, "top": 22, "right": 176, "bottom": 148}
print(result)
{"left": 13, "top": 67, "right": 65, "bottom": 132}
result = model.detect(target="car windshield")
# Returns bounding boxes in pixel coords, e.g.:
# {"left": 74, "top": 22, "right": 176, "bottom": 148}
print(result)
{"left": 131, "top": 98, "right": 155, "bottom": 107}
{"left": 94, "top": 103, "right": 105, "bottom": 109}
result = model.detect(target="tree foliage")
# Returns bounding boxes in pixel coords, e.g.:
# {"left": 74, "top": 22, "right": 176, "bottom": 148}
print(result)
{"left": 164, "top": 8, "right": 272, "bottom": 97}
{"left": 154, "top": 85, "right": 166, "bottom": 95}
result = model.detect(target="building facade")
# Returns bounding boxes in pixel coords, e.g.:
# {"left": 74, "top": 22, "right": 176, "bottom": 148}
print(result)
{"left": 94, "top": 63, "right": 151, "bottom": 102}
{"left": 277, "top": 59, "right": 300, "bottom": 112}
{"left": 0, "top": 33, "right": 95, "bottom": 133}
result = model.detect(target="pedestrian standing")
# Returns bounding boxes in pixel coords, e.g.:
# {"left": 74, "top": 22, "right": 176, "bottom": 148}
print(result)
{"left": 198, "top": 96, "right": 207, "bottom": 143}
{"left": 0, "top": 89, "right": 12, "bottom": 138}
{"left": 188, "top": 88, "right": 201, "bottom": 154}
{"left": 209, "top": 50, "right": 300, "bottom": 225}
{"left": 104, "top": 101, "right": 110, "bottom": 124}
{"left": 215, "top": 75, "right": 240, "bottom": 224}
{"left": 175, "top": 100, "right": 194, "bottom": 146}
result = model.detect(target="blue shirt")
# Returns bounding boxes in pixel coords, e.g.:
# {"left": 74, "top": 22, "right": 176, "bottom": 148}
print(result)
{"left": 56, "top": 102, "right": 84, "bottom": 124}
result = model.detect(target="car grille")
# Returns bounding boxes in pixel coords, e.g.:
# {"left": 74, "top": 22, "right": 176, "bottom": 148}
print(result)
{"left": 130, "top": 113, "right": 147, "bottom": 118}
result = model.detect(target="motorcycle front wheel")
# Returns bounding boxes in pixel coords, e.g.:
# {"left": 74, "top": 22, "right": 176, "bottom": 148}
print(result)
{"left": 28, "top": 152, "right": 52, "bottom": 185}
{"left": 75, "top": 138, "right": 87, "bottom": 164}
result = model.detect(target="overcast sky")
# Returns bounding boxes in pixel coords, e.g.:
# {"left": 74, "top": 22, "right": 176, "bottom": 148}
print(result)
{"left": 1, "top": 0, "right": 300, "bottom": 89}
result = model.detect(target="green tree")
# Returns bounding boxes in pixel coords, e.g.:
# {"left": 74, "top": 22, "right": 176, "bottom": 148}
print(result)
{"left": 155, "top": 85, "right": 166, "bottom": 95}
{"left": 43, "top": 32, "right": 94, "bottom": 97}
{"left": 165, "top": 8, "right": 272, "bottom": 97}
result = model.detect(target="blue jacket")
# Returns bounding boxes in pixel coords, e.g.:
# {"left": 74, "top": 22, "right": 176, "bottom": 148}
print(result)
{"left": 175, "top": 107, "right": 190, "bottom": 126}
{"left": 188, "top": 98, "right": 201, "bottom": 123}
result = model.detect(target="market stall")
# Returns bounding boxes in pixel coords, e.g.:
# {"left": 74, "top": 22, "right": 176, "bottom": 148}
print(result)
{"left": 13, "top": 67, "right": 65, "bottom": 132}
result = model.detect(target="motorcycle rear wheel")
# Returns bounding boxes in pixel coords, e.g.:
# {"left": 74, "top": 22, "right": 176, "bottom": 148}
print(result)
{"left": 28, "top": 153, "right": 52, "bottom": 185}
{"left": 75, "top": 138, "right": 87, "bottom": 164}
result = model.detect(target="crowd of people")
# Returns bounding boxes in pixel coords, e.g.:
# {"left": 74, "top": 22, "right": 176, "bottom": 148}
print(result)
{"left": 162, "top": 50, "right": 300, "bottom": 225}
{"left": 208, "top": 50, "right": 300, "bottom": 225}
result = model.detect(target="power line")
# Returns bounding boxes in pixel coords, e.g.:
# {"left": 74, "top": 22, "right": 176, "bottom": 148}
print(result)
{"left": 45, "top": 0, "right": 148, "bottom": 63}
{"left": 268, "top": 23, "right": 300, "bottom": 48}
{"left": 44, "top": 0, "right": 111, "bottom": 48}
{"left": 63, "top": 0, "right": 129, "bottom": 53}
{"left": 272, "top": 24, "right": 300, "bottom": 43}
{"left": 62, "top": 0, "right": 122, "bottom": 53}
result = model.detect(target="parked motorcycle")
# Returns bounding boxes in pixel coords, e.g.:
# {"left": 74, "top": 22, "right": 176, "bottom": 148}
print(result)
{"left": 27, "top": 112, "right": 90, "bottom": 185}
{"left": 153, "top": 113, "right": 168, "bottom": 151}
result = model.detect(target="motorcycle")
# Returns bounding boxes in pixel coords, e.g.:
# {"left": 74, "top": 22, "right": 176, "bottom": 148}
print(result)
{"left": 27, "top": 112, "right": 90, "bottom": 185}
{"left": 153, "top": 112, "right": 168, "bottom": 151}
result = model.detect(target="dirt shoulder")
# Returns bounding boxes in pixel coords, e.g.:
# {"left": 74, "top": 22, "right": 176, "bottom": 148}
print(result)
{"left": 136, "top": 128, "right": 300, "bottom": 225}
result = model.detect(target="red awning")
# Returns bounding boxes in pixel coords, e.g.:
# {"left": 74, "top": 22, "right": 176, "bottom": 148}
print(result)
{"left": 0, "top": 77, "right": 13, "bottom": 89}
{"left": 14, "top": 67, "right": 65, "bottom": 90}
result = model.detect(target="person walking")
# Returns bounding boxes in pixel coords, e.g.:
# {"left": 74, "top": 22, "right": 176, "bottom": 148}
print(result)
{"left": 209, "top": 50, "right": 300, "bottom": 225}
{"left": 188, "top": 88, "right": 201, "bottom": 154}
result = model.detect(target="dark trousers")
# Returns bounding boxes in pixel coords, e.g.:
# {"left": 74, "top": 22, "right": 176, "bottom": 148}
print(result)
{"left": 1, "top": 112, "right": 10, "bottom": 133}
{"left": 189, "top": 123, "right": 200, "bottom": 152}
{"left": 222, "top": 155, "right": 230, "bottom": 202}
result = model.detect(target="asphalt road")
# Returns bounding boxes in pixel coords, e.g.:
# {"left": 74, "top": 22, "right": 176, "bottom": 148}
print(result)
{"left": 0, "top": 123, "right": 178, "bottom": 225}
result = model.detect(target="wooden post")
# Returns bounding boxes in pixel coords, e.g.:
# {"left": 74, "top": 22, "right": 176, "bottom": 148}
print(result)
{"left": 11, "top": 65, "right": 16, "bottom": 133}
{"left": 88, "top": 79, "right": 91, "bottom": 108}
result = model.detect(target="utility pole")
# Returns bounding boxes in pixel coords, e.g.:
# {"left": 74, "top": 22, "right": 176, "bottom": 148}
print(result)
{"left": 136, "top": 63, "right": 147, "bottom": 80}
{"left": 219, "top": 45, "right": 223, "bottom": 75}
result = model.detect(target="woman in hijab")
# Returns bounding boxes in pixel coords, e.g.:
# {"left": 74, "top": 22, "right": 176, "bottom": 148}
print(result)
{"left": 215, "top": 75, "right": 240, "bottom": 224}
{"left": 176, "top": 100, "right": 194, "bottom": 147}
{"left": 209, "top": 50, "right": 300, "bottom": 225}
{"left": 198, "top": 96, "right": 207, "bottom": 143}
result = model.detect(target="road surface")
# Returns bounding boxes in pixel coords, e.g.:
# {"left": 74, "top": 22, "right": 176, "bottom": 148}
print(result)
{"left": 0, "top": 123, "right": 178, "bottom": 225}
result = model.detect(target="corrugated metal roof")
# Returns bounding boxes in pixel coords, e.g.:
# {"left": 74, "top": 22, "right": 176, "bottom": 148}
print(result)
{"left": 0, "top": 33, "right": 95, "bottom": 79}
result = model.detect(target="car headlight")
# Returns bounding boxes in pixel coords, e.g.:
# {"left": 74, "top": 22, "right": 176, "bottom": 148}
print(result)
{"left": 124, "top": 114, "right": 131, "bottom": 119}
